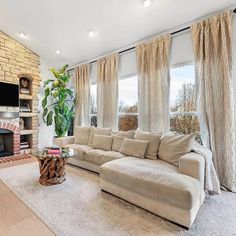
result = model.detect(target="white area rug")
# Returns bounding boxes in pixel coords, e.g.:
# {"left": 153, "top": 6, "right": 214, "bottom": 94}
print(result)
{"left": 0, "top": 162, "right": 236, "bottom": 236}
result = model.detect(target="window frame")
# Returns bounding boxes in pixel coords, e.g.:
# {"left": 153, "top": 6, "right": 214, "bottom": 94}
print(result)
{"left": 118, "top": 74, "right": 139, "bottom": 130}
{"left": 169, "top": 62, "right": 198, "bottom": 119}
{"left": 90, "top": 81, "right": 97, "bottom": 126}
{"left": 118, "top": 74, "right": 138, "bottom": 117}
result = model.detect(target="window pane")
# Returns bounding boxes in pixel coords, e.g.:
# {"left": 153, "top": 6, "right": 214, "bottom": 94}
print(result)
{"left": 90, "top": 83, "right": 97, "bottom": 127}
{"left": 170, "top": 65, "right": 201, "bottom": 143}
{"left": 170, "top": 65, "right": 196, "bottom": 112}
{"left": 118, "top": 76, "right": 138, "bottom": 131}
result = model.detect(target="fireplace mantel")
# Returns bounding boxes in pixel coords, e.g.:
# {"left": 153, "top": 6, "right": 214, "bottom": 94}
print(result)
{"left": 0, "top": 111, "right": 19, "bottom": 119}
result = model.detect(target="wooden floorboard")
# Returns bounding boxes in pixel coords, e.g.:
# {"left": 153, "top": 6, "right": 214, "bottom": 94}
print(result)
{"left": 0, "top": 158, "right": 55, "bottom": 236}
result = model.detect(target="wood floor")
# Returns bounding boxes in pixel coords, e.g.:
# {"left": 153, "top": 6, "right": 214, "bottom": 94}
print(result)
{"left": 0, "top": 158, "right": 55, "bottom": 236}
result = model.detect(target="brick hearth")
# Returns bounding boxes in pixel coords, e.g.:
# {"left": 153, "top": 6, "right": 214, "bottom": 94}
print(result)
{"left": 0, "top": 121, "right": 20, "bottom": 155}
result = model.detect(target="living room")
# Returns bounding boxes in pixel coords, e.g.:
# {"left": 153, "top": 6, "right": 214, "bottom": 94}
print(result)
{"left": 0, "top": 0, "right": 236, "bottom": 235}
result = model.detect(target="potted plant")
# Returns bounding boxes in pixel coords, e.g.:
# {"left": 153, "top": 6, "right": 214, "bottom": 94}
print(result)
{"left": 42, "top": 64, "right": 75, "bottom": 139}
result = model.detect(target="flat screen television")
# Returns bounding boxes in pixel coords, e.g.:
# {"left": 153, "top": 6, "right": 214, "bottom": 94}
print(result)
{"left": 0, "top": 82, "right": 19, "bottom": 107}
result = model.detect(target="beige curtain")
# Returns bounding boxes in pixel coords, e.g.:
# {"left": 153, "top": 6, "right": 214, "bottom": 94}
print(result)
{"left": 136, "top": 35, "right": 171, "bottom": 132}
{"left": 97, "top": 53, "right": 119, "bottom": 129}
{"left": 75, "top": 64, "right": 90, "bottom": 126}
{"left": 191, "top": 11, "right": 236, "bottom": 191}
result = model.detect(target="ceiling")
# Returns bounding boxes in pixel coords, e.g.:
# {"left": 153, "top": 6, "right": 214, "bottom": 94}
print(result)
{"left": 0, "top": 0, "right": 235, "bottom": 68}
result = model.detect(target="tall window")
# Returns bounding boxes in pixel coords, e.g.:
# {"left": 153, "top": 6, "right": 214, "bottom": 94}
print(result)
{"left": 90, "top": 83, "right": 97, "bottom": 127}
{"left": 118, "top": 75, "right": 138, "bottom": 131}
{"left": 170, "top": 64, "right": 201, "bottom": 142}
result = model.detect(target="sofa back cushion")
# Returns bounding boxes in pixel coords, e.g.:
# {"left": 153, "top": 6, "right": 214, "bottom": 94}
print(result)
{"left": 158, "top": 134, "right": 195, "bottom": 167}
{"left": 120, "top": 138, "right": 149, "bottom": 158}
{"left": 134, "top": 130, "right": 162, "bottom": 160}
{"left": 88, "top": 127, "right": 112, "bottom": 146}
{"left": 74, "top": 126, "right": 90, "bottom": 145}
{"left": 111, "top": 130, "right": 135, "bottom": 152}
{"left": 112, "top": 130, "right": 135, "bottom": 139}
{"left": 92, "top": 134, "right": 113, "bottom": 151}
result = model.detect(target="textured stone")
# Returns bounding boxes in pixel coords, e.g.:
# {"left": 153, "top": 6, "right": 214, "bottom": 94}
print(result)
{"left": 0, "top": 30, "right": 41, "bottom": 154}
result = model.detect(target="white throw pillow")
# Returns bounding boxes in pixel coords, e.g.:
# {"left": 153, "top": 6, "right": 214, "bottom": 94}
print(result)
{"left": 92, "top": 134, "right": 113, "bottom": 151}
{"left": 88, "top": 127, "right": 112, "bottom": 146}
{"left": 158, "top": 133, "right": 195, "bottom": 167}
{"left": 134, "top": 130, "right": 162, "bottom": 160}
{"left": 120, "top": 138, "right": 149, "bottom": 158}
{"left": 74, "top": 126, "right": 90, "bottom": 145}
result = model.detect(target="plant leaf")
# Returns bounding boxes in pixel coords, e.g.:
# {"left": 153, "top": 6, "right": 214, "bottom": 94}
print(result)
{"left": 58, "top": 64, "right": 69, "bottom": 74}
{"left": 43, "top": 107, "right": 48, "bottom": 117}
{"left": 44, "top": 80, "right": 54, "bottom": 87}
{"left": 50, "top": 68, "right": 59, "bottom": 78}
{"left": 46, "top": 111, "right": 53, "bottom": 126}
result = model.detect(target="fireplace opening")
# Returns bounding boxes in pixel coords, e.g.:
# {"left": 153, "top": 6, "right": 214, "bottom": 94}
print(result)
{"left": 0, "top": 129, "right": 13, "bottom": 157}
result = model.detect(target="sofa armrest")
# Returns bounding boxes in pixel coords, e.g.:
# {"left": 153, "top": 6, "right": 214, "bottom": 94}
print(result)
{"left": 179, "top": 152, "right": 205, "bottom": 191}
{"left": 54, "top": 136, "right": 74, "bottom": 147}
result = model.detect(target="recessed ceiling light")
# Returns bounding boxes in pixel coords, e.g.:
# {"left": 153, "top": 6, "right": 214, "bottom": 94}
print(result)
{"left": 88, "top": 29, "right": 96, "bottom": 37}
{"left": 143, "top": 0, "right": 152, "bottom": 7}
{"left": 56, "top": 49, "right": 61, "bottom": 55}
{"left": 19, "top": 31, "right": 26, "bottom": 38}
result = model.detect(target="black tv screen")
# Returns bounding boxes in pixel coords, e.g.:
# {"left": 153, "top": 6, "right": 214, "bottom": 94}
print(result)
{"left": 0, "top": 82, "right": 19, "bottom": 107}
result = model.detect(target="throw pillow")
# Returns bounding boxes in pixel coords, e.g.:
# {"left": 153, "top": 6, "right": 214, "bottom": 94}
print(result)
{"left": 88, "top": 127, "right": 112, "bottom": 146}
{"left": 120, "top": 138, "right": 149, "bottom": 158}
{"left": 134, "top": 130, "right": 162, "bottom": 160}
{"left": 74, "top": 126, "right": 90, "bottom": 145}
{"left": 158, "top": 133, "right": 195, "bottom": 167}
{"left": 92, "top": 134, "right": 113, "bottom": 151}
{"left": 112, "top": 135, "right": 125, "bottom": 152}
{"left": 111, "top": 130, "right": 135, "bottom": 152}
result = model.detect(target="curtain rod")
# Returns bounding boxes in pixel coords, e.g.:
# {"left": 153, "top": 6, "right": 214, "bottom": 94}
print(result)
{"left": 68, "top": 8, "right": 236, "bottom": 72}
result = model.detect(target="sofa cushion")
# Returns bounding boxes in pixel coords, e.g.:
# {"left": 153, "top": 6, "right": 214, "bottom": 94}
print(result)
{"left": 158, "top": 134, "right": 195, "bottom": 167}
{"left": 112, "top": 130, "right": 135, "bottom": 139}
{"left": 134, "top": 130, "right": 162, "bottom": 160}
{"left": 74, "top": 126, "right": 90, "bottom": 145}
{"left": 112, "top": 135, "right": 124, "bottom": 152}
{"left": 111, "top": 130, "right": 135, "bottom": 152}
{"left": 92, "top": 134, "right": 113, "bottom": 151}
{"left": 100, "top": 157, "right": 201, "bottom": 210}
{"left": 88, "top": 127, "right": 112, "bottom": 146}
{"left": 120, "top": 138, "right": 149, "bottom": 158}
{"left": 64, "top": 144, "right": 92, "bottom": 160}
{"left": 85, "top": 149, "right": 125, "bottom": 166}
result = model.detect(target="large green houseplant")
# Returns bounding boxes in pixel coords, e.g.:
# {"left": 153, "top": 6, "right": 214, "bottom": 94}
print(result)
{"left": 42, "top": 64, "right": 75, "bottom": 137}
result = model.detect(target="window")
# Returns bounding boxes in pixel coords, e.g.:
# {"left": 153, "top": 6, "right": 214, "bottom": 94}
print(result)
{"left": 170, "top": 64, "right": 201, "bottom": 143}
{"left": 90, "top": 83, "right": 97, "bottom": 127}
{"left": 118, "top": 75, "right": 138, "bottom": 131}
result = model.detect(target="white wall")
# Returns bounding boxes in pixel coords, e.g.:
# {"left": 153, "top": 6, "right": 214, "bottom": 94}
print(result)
{"left": 38, "top": 59, "right": 55, "bottom": 148}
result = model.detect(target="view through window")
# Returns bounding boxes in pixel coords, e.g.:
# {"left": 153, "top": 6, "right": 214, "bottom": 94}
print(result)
{"left": 170, "top": 64, "right": 201, "bottom": 142}
{"left": 118, "top": 75, "right": 138, "bottom": 131}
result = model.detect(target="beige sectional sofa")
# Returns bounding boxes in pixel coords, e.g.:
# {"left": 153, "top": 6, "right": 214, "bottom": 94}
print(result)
{"left": 54, "top": 126, "right": 206, "bottom": 228}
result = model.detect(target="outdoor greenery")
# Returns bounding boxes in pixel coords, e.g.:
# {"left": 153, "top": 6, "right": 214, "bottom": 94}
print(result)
{"left": 42, "top": 64, "right": 75, "bottom": 137}
{"left": 170, "top": 83, "right": 201, "bottom": 143}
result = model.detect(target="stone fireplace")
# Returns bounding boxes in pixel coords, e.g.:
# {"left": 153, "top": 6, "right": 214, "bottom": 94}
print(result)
{"left": 0, "top": 129, "right": 13, "bottom": 157}
{"left": 0, "top": 30, "right": 41, "bottom": 156}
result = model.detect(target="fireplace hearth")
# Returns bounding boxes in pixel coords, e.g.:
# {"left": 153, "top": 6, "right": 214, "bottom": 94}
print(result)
{"left": 0, "top": 129, "right": 13, "bottom": 157}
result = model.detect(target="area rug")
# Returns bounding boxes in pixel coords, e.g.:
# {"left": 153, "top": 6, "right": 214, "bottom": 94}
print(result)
{"left": 0, "top": 163, "right": 235, "bottom": 236}
{"left": 0, "top": 154, "right": 32, "bottom": 164}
